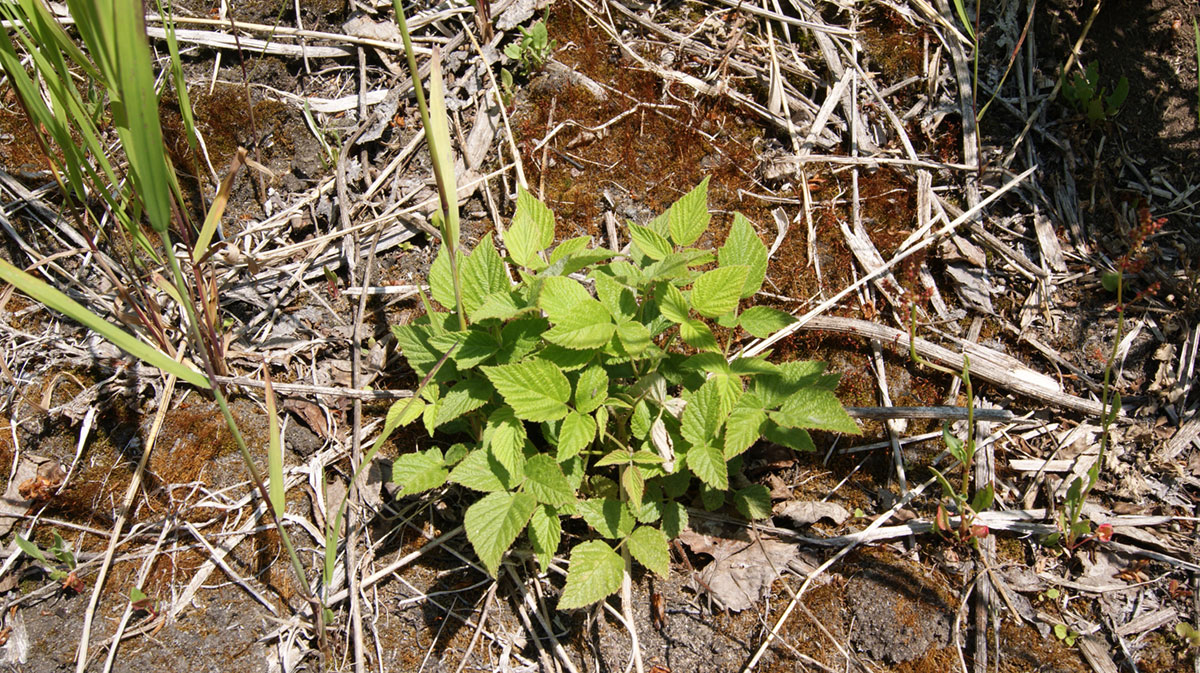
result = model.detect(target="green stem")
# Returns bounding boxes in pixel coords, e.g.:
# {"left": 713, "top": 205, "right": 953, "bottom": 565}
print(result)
{"left": 1073, "top": 274, "right": 1123, "bottom": 532}
{"left": 393, "top": 0, "right": 467, "bottom": 330}
{"left": 961, "top": 354, "right": 974, "bottom": 501}
{"left": 159, "top": 232, "right": 322, "bottom": 640}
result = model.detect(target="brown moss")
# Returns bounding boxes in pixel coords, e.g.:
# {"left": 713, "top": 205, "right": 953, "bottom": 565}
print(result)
{"left": 861, "top": 8, "right": 927, "bottom": 86}
{"left": 513, "top": 4, "right": 774, "bottom": 246}
{"left": 0, "top": 90, "right": 55, "bottom": 174}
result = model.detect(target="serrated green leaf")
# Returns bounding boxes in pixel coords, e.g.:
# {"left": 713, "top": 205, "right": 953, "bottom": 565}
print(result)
{"left": 593, "top": 272, "right": 637, "bottom": 320}
{"left": 449, "top": 447, "right": 511, "bottom": 492}
{"left": 393, "top": 323, "right": 458, "bottom": 380}
{"left": 464, "top": 491, "right": 537, "bottom": 576}
{"left": 386, "top": 397, "right": 426, "bottom": 429}
{"left": 658, "top": 282, "right": 690, "bottom": 323}
{"left": 630, "top": 399, "right": 652, "bottom": 438}
{"left": 557, "top": 410, "right": 597, "bottom": 461}
{"left": 461, "top": 233, "right": 509, "bottom": 313}
{"left": 738, "top": 305, "right": 796, "bottom": 338}
{"left": 528, "top": 504, "right": 562, "bottom": 572}
{"left": 549, "top": 235, "right": 591, "bottom": 264}
{"left": 429, "top": 245, "right": 464, "bottom": 310}
{"left": 773, "top": 388, "right": 860, "bottom": 434}
{"left": 515, "top": 188, "right": 555, "bottom": 248}
{"left": 457, "top": 328, "right": 500, "bottom": 368}
{"left": 680, "top": 318, "right": 720, "bottom": 352}
{"left": 629, "top": 222, "right": 673, "bottom": 260}
{"left": 546, "top": 317, "right": 616, "bottom": 350}
{"left": 763, "top": 423, "right": 815, "bottom": 452}
{"left": 622, "top": 465, "right": 645, "bottom": 511}
{"left": 681, "top": 378, "right": 733, "bottom": 447}
{"left": 484, "top": 360, "right": 571, "bottom": 421}
{"left": 484, "top": 406, "right": 527, "bottom": 458}
{"left": 578, "top": 498, "right": 636, "bottom": 539}
{"left": 444, "top": 443, "right": 470, "bottom": 465}
{"left": 646, "top": 250, "right": 712, "bottom": 282}
{"left": 668, "top": 177, "right": 710, "bottom": 246}
{"left": 725, "top": 401, "right": 766, "bottom": 458}
{"left": 508, "top": 188, "right": 554, "bottom": 269}
{"left": 615, "top": 319, "right": 651, "bottom": 356}
{"left": 691, "top": 265, "right": 748, "bottom": 318}
{"left": 560, "top": 247, "right": 618, "bottom": 275}
{"left": 700, "top": 482, "right": 725, "bottom": 510}
{"left": 662, "top": 501, "right": 688, "bottom": 538}
{"left": 539, "top": 276, "right": 593, "bottom": 321}
{"left": 537, "top": 345, "right": 594, "bottom": 371}
{"left": 523, "top": 454, "right": 576, "bottom": 505}
{"left": 729, "top": 356, "right": 779, "bottom": 376}
{"left": 687, "top": 444, "right": 728, "bottom": 489}
{"left": 496, "top": 317, "right": 548, "bottom": 363}
{"left": 718, "top": 213, "right": 768, "bottom": 298}
{"left": 558, "top": 540, "right": 624, "bottom": 609}
{"left": 733, "top": 485, "right": 771, "bottom": 520}
{"left": 392, "top": 449, "right": 449, "bottom": 496}
{"left": 627, "top": 525, "right": 669, "bottom": 576}
{"left": 753, "top": 361, "right": 829, "bottom": 408}
{"left": 431, "top": 377, "right": 493, "bottom": 429}
{"left": 682, "top": 352, "right": 730, "bottom": 375}
{"left": 574, "top": 365, "right": 608, "bottom": 414}
{"left": 469, "top": 291, "right": 523, "bottom": 322}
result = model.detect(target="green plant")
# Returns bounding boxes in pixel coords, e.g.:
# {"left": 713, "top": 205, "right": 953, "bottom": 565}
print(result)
{"left": 504, "top": 19, "right": 555, "bottom": 78}
{"left": 1053, "top": 623, "right": 1079, "bottom": 647}
{"left": 1054, "top": 207, "right": 1162, "bottom": 550}
{"left": 15, "top": 532, "right": 82, "bottom": 590}
{"left": 908, "top": 307, "right": 992, "bottom": 544}
{"left": 1177, "top": 622, "right": 1200, "bottom": 648}
{"left": 384, "top": 178, "right": 859, "bottom": 608}
{"left": 1061, "top": 62, "right": 1129, "bottom": 123}
{"left": 0, "top": 0, "right": 324, "bottom": 647}
{"left": 128, "top": 586, "right": 160, "bottom": 619}
{"left": 1194, "top": 19, "right": 1199, "bottom": 127}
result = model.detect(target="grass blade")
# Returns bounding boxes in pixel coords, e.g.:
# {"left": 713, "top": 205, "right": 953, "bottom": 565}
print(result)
{"left": 427, "top": 47, "right": 459, "bottom": 252}
{"left": 0, "top": 259, "right": 209, "bottom": 389}
{"left": 264, "top": 369, "right": 285, "bottom": 520}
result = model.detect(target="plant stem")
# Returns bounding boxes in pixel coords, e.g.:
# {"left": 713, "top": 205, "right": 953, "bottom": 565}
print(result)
{"left": 393, "top": 0, "right": 467, "bottom": 330}
{"left": 1073, "top": 273, "right": 1123, "bottom": 530}
{"left": 159, "top": 232, "right": 325, "bottom": 646}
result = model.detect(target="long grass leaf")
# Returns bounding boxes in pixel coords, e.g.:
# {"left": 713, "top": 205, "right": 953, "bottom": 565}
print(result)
{"left": 264, "top": 369, "right": 285, "bottom": 519}
{"left": 0, "top": 259, "right": 209, "bottom": 389}
{"left": 950, "top": 0, "right": 976, "bottom": 42}
{"left": 427, "top": 47, "right": 459, "bottom": 252}
{"left": 194, "top": 148, "right": 246, "bottom": 258}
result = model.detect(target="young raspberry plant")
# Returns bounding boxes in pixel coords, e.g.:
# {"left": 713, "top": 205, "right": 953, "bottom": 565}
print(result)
{"left": 386, "top": 178, "right": 859, "bottom": 608}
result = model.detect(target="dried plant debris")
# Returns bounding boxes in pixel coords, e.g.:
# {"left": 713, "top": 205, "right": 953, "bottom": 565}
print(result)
{"left": 0, "top": 0, "right": 1197, "bottom": 670}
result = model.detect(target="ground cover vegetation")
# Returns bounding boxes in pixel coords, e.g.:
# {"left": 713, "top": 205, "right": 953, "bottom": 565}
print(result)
{"left": 0, "top": 0, "right": 1196, "bottom": 671}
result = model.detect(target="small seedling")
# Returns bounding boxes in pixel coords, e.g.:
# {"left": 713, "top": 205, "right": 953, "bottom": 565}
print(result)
{"left": 1061, "top": 62, "right": 1129, "bottom": 123}
{"left": 1037, "top": 587, "right": 1061, "bottom": 603}
{"left": 1055, "top": 207, "right": 1162, "bottom": 551}
{"left": 504, "top": 19, "right": 555, "bottom": 77}
{"left": 16, "top": 532, "right": 83, "bottom": 591}
{"left": 129, "top": 587, "right": 159, "bottom": 619}
{"left": 1053, "top": 623, "right": 1079, "bottom": 647}
{"left": 1176, "top": 622, "right": 1200, "bottom": 648}
{"left": 909, "top": 305, "right": 992, "bottom": 546}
